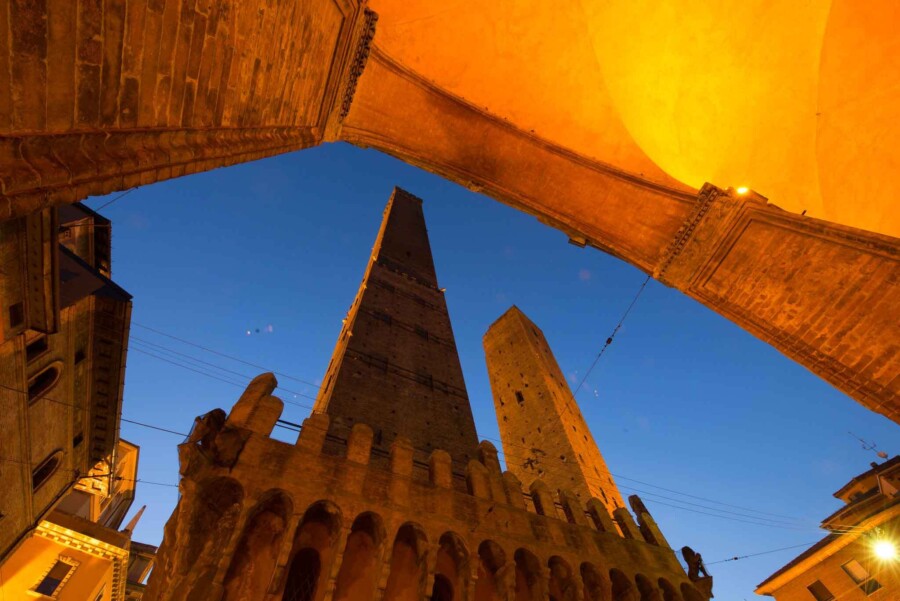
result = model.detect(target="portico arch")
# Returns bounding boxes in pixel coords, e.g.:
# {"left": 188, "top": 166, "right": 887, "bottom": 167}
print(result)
{"left": 1, "top": 0, "right": 897, "bottom": 422}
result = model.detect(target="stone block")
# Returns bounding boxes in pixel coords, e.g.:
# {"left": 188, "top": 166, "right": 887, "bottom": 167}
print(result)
{"left": 347, "top": 423, "right": 374, "bottom": 464}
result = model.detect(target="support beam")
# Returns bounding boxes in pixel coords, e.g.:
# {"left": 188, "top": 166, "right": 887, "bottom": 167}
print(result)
{"left": 338, "top": 49, "right": 699, "bottom": 275}
{"left": 0, "top": 5, "right": 896, "bottom": 421}
{"left": 0, "top": 0, "right": 374, "bottom": 219}
{"left": 339, "top": 48, "right": 900, "bottom": 422}
{"left": 659, "top": 185, "right": 899, "bottom": 420}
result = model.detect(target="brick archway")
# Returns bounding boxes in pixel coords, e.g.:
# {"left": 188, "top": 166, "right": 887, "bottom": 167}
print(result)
{"left": 1, "top": 0, "right": 896, "bottom": 422}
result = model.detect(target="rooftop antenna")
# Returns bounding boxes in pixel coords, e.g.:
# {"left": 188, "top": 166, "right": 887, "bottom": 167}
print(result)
{"left": 848, "top": 432, "right": 889, "bottom": 459}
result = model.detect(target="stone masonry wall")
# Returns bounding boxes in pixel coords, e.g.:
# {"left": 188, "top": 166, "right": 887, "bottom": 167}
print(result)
{"left": 145, "top": 373, "right": 710, "bottom": 601}
{"left": 0, "top": 0, "right": 371, "bottom": 218}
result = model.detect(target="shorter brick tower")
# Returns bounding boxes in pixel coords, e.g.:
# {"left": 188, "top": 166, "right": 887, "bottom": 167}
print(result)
{"left": 483, "top": 306, "right": 624, "bottom": 514}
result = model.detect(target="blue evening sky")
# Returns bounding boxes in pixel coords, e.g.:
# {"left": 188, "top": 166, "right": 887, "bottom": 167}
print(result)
{"left": 86, "top": 143, "right": 895, "bottom": 600}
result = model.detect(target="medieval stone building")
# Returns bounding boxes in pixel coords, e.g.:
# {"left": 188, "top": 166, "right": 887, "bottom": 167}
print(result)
{"left": 144, "top": 188, "right": 711, "bottom": 601}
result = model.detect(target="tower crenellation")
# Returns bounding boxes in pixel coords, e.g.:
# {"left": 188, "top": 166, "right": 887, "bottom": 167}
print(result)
{"left": 146, "top": 373, "right": 702, "bottom": 601}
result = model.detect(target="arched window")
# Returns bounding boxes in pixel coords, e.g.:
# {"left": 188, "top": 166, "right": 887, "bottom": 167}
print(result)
{"left": 610, "top": 569, "right": 638, "bottom": 601}
{"left": 28, "top": 363, "right": 62, "bottom": 404}
{"left": 474, "top": 541, "right": 506, "bottom": 601}
{"left": 279, "top": 501, "right": 342, "bottom": 601}
{"left": 635, "top": 574, "right": 661, "bottom": 601}
{"left": 32, "top": 450, "right": 63, "bottom": 490}
{"left": 581, "top": 563, "right": 611, "bottom": 601}
{"left": 514, "top": 548, "right": 543, "bottom": 601}
{"left": 433, "top": 533, "right": 468, "bottom": 601}
{"left": 221, "top": 491, "right": 293, "bottom": 601}
{"left": 283, "top": 548, "right": 321, "bottom": 601}
{"left": 333, "top": 512, "right": 385, "bottom": 601}
{"left": 657, "top": 579, "right": 681, "bottom": 601}
{"left": 383, "top": 523, "right": 428, "bottom": 601}
{"left": 548, "top": 557, "right": 577, "bottom": 601}
{"left": 432, "top": 574, "right": 454, "bottom": 601}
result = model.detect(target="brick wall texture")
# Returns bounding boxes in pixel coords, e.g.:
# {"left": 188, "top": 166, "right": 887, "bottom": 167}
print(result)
{"left": 314, "top": 188, "right": 479, "bottom": 467}
{"left": 0, "top": 0, "right": 362, "bottom": 218}
{"left": 483, "top": 306, "right": 625, "bottom": 515}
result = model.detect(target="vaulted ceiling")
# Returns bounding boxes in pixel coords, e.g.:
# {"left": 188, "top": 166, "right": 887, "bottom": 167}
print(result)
{"left": 368, "top": 0, "right": 899, "bottom": 237}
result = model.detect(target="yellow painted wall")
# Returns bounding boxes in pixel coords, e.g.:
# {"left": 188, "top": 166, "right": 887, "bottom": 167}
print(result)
{"left": 0, "top": 532, "right": 112, "bottom": 600}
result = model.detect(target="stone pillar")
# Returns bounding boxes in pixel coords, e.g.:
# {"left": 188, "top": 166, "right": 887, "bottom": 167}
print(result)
{"left": 478, "top": 441, "right": 508, "bottom": 501}
{"left": 502, "top": 472, "right": 526, "bottom": 509}
{"left": 558, "top": 490, "right": 589, "bottom": 526}
{"left": 611, "top": 508, "right": 641, "bottom": 540}
{"left": 296, "top": 413, "right": 331, "bottom": 453}
{"left": 496, "top": 560, "right": 518, "bottom": 601}
{"left": 0, "top": 1, "right": 377, "bottom": 220}
{"left": 390, "top": 436, "right": 415, "bottom": 502}
{"left": 628, "top": 495, "right": 671, "bottom": 548}
{"left": 226, "top": 373, "right": 285, "bottom": 436}
{"left": 528, "top": 480, "right": 560, "bottom": 520}
{"left": 269, "top": 510, "right": 309, "bottom": 597}
{"left": 429, "top": 450, "right": 453, "bottom": 489}
{"left": 374, "top": 555, "right": 393, "bottom": 601}
{"left": 585, "top": 499, "right": 617, "bottom": 535}
{"left": 347, "top": 423, "right": 375, "bottom": 464}
{"left": 321, "top": 527, "right": 352, "bottom": 601}
{"left": 466, "top": 460, "right": 492, "bottom": 499}
{"left": 424, "top": 542, "right": 440, "bottom": 601}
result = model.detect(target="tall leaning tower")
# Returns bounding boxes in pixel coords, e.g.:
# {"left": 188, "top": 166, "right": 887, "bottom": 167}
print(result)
{"left": 145, "top": 188, "right": 712, "bottom": 601}
{"left": 313, "top": 188, "right": 479, "bottom": 468}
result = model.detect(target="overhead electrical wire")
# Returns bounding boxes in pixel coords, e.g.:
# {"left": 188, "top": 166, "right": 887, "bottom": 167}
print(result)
{"left": 571, "top": 274, "right": 651, "bottom": 398}
{"left": 123, "top": 329, "right": 806, "bottom": 523}
{"left": 129, "top": 337, "right": 320, "bottom": 403}
{"left": 120, "top": 323, "right": 837, "bottom": 531}
{"left": 124, "top": 321, "right": 804, "bottom": 523}
{"left": 93, "top": 187, "right": 137, "bottom": 212}
{"left": 15, "top": 319, "right": 855, "bottom": 535}
{"left": 706, "top": 541, "right": 822, "bottom": 565}
{"left": 53, "top": 347, "right": 830, "bottom": 532}
{"left": 0, "top": 376, "right": 859, "bottom": 536}
{"left": 128, "top": 346, "right": 321, "bottom": 416}
{"left": 132, "top": 321, "right": 322, "bottom": 389}
{"left": 120, "top": 418, "right": 189, "bottom": 437}
{"left": 489, "top": 446, "right": 811, "bottom": 529}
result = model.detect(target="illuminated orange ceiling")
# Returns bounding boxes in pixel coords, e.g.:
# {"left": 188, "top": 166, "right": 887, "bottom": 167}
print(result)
{"left": 368, "top": 0, "right": 899, "bottom": 237}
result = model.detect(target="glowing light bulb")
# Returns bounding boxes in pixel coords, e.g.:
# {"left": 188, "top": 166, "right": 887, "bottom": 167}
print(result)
{"left": 736, "top": 186, "right": 750, "bottom": 195}
{"left": 874, "top": 540, "right": 897, "bottom": 560}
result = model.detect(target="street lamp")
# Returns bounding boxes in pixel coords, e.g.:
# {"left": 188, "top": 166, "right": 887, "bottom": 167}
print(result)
{"left": 873, "top": 539, "right": 896, "bottom": 560}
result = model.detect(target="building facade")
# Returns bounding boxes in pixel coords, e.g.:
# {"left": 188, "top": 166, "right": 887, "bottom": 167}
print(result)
{"left": 0, "top": 204, "right": 156, "bottom": 599}
{"left": 144, "top": 187, "right": 711, "bottom": 601}
{"left": 0, "top": 439, "right": 154, "bottom": 600}
{"left": 0, "top": 203, "right": 132, "bottom": 561}
{"left": 756, "top": 457, "right": 900, "bottom": 600}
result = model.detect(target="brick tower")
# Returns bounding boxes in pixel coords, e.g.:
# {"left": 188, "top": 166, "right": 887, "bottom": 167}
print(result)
{"left": 483, "top": 306, "right": 625, "bottom": 513}
{"left": 145, "top": 188, "right": 712, "bottom": 601}
{"left": 313, "top": 187, "right": 479, "bottom": 466}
